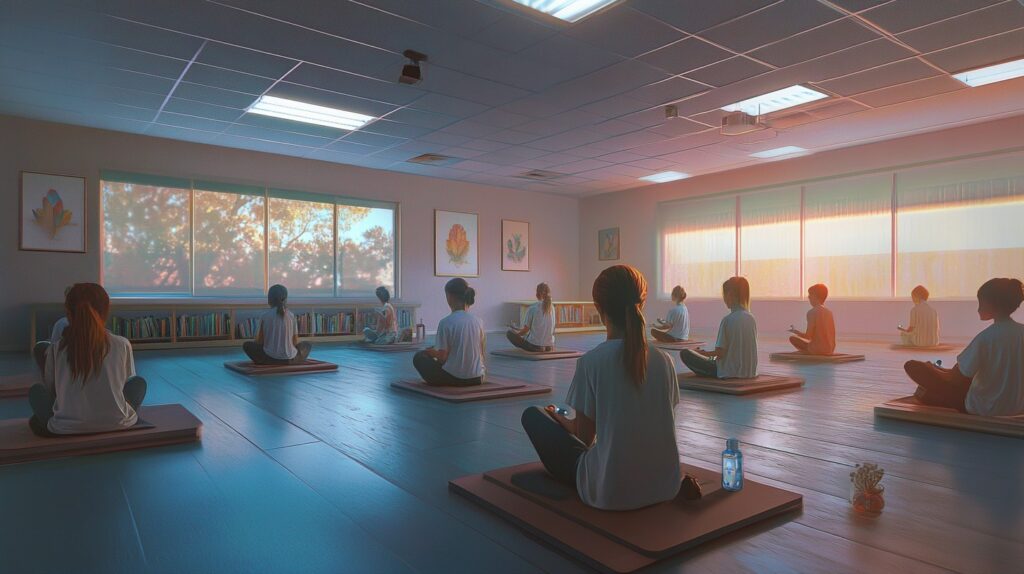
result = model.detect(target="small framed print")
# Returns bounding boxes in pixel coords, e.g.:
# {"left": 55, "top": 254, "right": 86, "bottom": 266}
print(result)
{"left": 501, "top": 219, "right": 529, "bottom": 272}
{"left": 598, "top": 227, "right": 619, "bottom": 261}
{"left": 435, "top": 209, "right": 479, "bottom": 277}
{"left": 20, "top": 171, "right": 87, "bottom": 253}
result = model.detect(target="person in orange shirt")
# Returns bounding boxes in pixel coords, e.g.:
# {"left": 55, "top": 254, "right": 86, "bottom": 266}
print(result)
{"left": 788, "top": 283, "right": 836, "bottom": 355}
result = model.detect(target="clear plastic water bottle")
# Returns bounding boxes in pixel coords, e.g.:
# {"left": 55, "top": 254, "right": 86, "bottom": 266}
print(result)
{"left": 722, "top": 438, "right": 743, "bottom": 492}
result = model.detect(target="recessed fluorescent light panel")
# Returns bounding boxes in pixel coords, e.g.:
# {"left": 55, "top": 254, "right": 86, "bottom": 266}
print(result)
{"left": 751, "top": 146, "right": 808, "bottom": 159}
{"left": 640, "top": 171, "right": 689, "bottom": 183}
{"left": 722, "top": 85, "right": 828, "bottom": 116}
{"left": 510, "top": 0, "right": 621, "bottom": 22}
{"left": 247, "top": 95, "right": 375, "bottom": 130}
{"left": 953, "top": 57, "right": 1024, "bottom": 87}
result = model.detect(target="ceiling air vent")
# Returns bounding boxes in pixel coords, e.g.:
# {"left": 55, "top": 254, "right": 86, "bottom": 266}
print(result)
{"left": 515, "top": 169, "right": 567, "bottom": 182}
{"left": 720, "top": 111, "right": 764, "bottom": 136}
{"left": 406, "top": 153, "right": 461, "bottom": 166}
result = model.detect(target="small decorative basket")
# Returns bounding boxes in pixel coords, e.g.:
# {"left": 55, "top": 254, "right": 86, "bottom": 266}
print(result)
{"left": 850, "top": 463, "right": 885, "bottom": 516}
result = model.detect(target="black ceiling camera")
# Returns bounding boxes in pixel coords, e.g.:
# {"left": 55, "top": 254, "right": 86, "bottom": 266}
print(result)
{"left": 400, "top": 49, "right": 427, "bottom": 85}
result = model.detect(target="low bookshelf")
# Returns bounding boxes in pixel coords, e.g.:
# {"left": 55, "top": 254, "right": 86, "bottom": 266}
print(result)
{"left": 510, "top": 300, "right": 604, "bottom": 334}
{"left": 29, "top": 299, "right": 419, "bottom": 351}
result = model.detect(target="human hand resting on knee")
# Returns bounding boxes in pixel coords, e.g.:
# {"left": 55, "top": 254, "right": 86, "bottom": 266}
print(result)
{"left": 545, "top": 404, "right": 574, "bottom": 434}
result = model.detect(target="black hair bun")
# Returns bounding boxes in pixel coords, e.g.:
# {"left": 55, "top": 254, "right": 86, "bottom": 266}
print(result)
{"left": 464, "top": 287, "right": 476, "bottom": 306}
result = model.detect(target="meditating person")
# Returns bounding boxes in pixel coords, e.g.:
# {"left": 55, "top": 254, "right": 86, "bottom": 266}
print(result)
{"left": 899, "top": 285, "right": 940, "bottom": 347}
{"left": 904, "top": 278, "right": 1024, "bottom": 416}
{"left": 650, "top": 284, "right": 690, "bottom": 342}
{"left": 242, "top": 284, "right": 312, "bottom": 365}
{"left": 680, "top": 277, "right": 758, "bottom": 379}
{"left": 507, "top": 282, "right": 555, "bottom": 352}
{"left": 520, "top": 265, "right": 683, "bottom": 510}
{"left": 363, "top": 286, "right": 399, "bottom": 345}
{"left": 413, "top": 278, "right": 485, "bottom": 387}
{"left": 33, "top": 287, "right": 72, "bottom": 372}
{"left": 788, "top": 283, "right": 836, "bottom": 355}
{"left": 28, "top": 283, "right": 146, "bottom": 437}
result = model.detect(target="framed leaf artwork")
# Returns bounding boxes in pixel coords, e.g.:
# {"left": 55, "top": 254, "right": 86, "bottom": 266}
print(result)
{"left": 435, "top": 209, "right": 479, "bottom": 277}
{"left": 501, "top": 219, "right": 529, "bottom": 271}
{"left": 598, "top": 227, "right": 619, "bottom": 261}
{"left": 19, "top": 171, "right": 87, "bottom": 253}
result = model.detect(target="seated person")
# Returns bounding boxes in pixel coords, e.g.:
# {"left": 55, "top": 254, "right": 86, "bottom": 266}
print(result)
{"left": 788, "top": 283, "right": 836, "bottom": 355}
{"left": 521, "top": 265, "right": 682, "bottom": 510}
{"left": 507, "top": 282, "right": 555, "bottom": 352}
{"left": 650, "top": 285, "right": 690, "bottom": 343}
{"left": 29, "top": 283, "right": 146, "bottom": 437}
{"left": 899, "top": 285, "right": 940, "bottom": 347}
{"left": 413, "top": 278, "right": 485, "bottom": 387}
{"left": 904, "top": 278, "right": 1024, "bottom": 416}
{"left": 681, "top": 277, "right": 758, "bottom": 379}
{"left": 363, "top": 286, "right": 399, "bottom": 345}
{"left": 242, "top": 284, "right": 312, "bottom": 365}
{"left": 33, "top": 287, "right": 72, "bottom": 372}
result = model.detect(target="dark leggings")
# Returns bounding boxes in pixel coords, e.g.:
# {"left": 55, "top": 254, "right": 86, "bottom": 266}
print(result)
{"left": 521, "top": 406, "right": 587, "bottom": 485}
{"left": 412, "top": 351, "right": 481, "bottom": 387}
{"left": 650, "top": 328, "right": 682, "bottom": 343}
{"left": 680, "top": 348, "right": 718, "bottom": 378}
{"left": 904, "top": 360, "right": 970, "bottom": 412}
{"left": 506, "top": 330, "right": 550, "bottom": 353}
{"left": 243, "top": 341, "right": 312, "bottom": 365}
{"left": 34, "top": 341, "right": 50, "bottom": 373}
{"left": 28, "top": 376, "right": 148, "bottom": 437}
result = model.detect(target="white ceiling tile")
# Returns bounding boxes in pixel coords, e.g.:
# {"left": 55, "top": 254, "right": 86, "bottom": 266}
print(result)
{"left": 155, "top": 111, "right": 230, "bottom": 133}
{"left": 146, "top": 123, "right": 223, "bottom": 145}
{"left": 162, "top": 98, "right": 243, "bottom": 122}
{"left": 563, "top": 6, "right": 685, "bottom": 58}
{"left": 818, "top": 58, "right": 940, "bottom": 96}
{"left": 407, "top": 92, "right": 490, "bottom": 118}
{"left": 283, "top": 63, "right": 424, "bottom": 106}
{"left": 646, "top": 117, "right": 707, "bottom": 137}
{"left": 625, "top": 76, "right": 708, "bottom": 106}
{"left": 460, "top": 138, "right": 510, "bottom": 152}
{"left": 222, "top": 123, "right": 336, "bottom": 147}
{"left": 631, "top": 0, "right": 776, "bottom": 33}
{"left": 922, "top": 28, "right": 1024, "bottom": 73}
{"left": 487, "top": 129, "right": 540, "bottom": 145}
{"left": 384, "top": 107, "right": 460, "bottom": 129}
{"left": 827, "top": 0, "right": 890, "bottom": 12}
{"left": 528, "top": 128, "right": 608, "bottom": 152}
{"left": 683, "top": 57, "right": 771, "bottom": 87}
{"left": 699, "top": 0, "right": 844, "bottom": 53}
{"left": 327, "top": 139, "right": 388, "bottom": 156}
{"left": 579, "top": 95, "right": 651, "bottom": 118}
{"left": 183, "top": 64, "right": 275, "bottom": 95}
{"left": 174, "top": 82, "right": 260, "bottom": 109}
{"left": 860, "top": 0, "right": 1005, "bottom": 34}
{"left": 468, "top": 13, "right": 558, "bottom": 52}
{"left": 638, "top": 37, "right": 734, "bottom": 75}
{"left": 749, "top": 18, "right": 881, "bottom": 68}
{"left": 518, "top": 34, "right": 624, "bottom": 78}
{"left": 341, "top": 130, "right": 407, "bottom": 148}
{"left": 438, "top": 146, "right": 492, "bottom": 159}
{"left": 548, "top": 159, "right": 614, "bottom": 174}
{"left": 786, "top": 38, "right": 915, "bottom": 82}
{"left": 417, "top": 130, "right": 473, "bottom": 146}
{"left": 853, "top": 75, "right": 967, "bottom": 107}
{"left": 438, "top": 119, "right": 502, "bottom": 138}
{"left": 896, "top": 2, "right": 1024, "bottom": 54}
{"left": 358, "top": 0, "right": 505, "bottom": 36}
{"left": 196, "top": 42, "right": 298, "bottom": 79}
{"left": 361, "top": 119, "right": 434, "bottom": 139}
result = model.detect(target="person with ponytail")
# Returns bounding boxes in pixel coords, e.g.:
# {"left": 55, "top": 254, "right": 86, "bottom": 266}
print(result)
{"left": 364, "top": 286, "right": 399, "bottom": 345}
{"left": 413, "top": 278, "right": 485, "bottom": 386}
{"left": 507, "top": 282, "right": 556, "bottom": 352}
{"left": 680, "top": 277, "right": 758, "bottom": 379}
{"left": 521, "top": 265, "right": 685, "bottom": 510}
{"left": 243, "top": 284, "right": 312, "bottom": 365}
{"left": 650, "top": 284, "right": 691, "bottom": 343}
{"left": 904, "top": 278, "right": 1024, "bottom": 416}
{"left": 28, "top": 283, "right": 146, "bottom": 436}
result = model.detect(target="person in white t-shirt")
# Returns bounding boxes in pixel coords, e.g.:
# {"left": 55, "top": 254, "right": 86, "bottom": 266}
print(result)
{"left": 33, "top": 287, "right": 73, "bottom": 373}
{"left": 413, "top": 278, "right": 486, "bottom": 386}
{"left": 788, "top": 283, "right": 836, "bottom": 355}
{"left": 521, "top": 265, "right": 694, "bottom": 511}
{"left": 651, "top": 284, "right": 690, "bottom": 342}
{"left": 680, "top": 277, "right": 758, "bottom": 379}
{"left": 243, "top": 284, "right": 312, "bottom": 365}
{"left": 899, "top": 285, "right": 940, "bottom": 347}
{"left": 364, "top": 286, "right": 400, "bottom": 345}
{"left": 904, "top": 278, "right": 1024, "bottom": 416}
{"left": 507, "top": 283, "right": 556, "bottom": 352}
{"left": 28, "top": 283, "right": 146, "bottom": 437}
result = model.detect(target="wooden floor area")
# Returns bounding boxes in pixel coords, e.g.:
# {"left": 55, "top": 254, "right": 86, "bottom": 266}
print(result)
{"left": 0, "top": 333, "right": 1021, "bottom": 573}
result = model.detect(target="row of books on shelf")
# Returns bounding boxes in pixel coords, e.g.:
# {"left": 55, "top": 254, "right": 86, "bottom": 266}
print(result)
{"left": 110, "top": 316, "right": 172, "bottom": 340}
{"left": 554, "top": 305, "right": 603, "bottom": 327}
{"left": 296, "top": 311, "right": 356, "bottom": 336}
{"left": 178, "top": 313, "right": 231, "bottom": 338}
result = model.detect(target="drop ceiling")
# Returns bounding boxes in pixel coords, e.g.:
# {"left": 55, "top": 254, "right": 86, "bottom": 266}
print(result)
{"left": 0, "top": 0, "right": 1022, "bottom": 196}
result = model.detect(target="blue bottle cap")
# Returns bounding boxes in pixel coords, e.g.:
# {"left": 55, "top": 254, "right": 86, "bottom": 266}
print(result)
{"left": 727, "top": 438, "right": 739, "bottom": 450}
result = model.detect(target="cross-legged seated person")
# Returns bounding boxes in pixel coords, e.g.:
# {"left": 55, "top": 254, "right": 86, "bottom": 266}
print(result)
{"left": 29, "top": 283, "right": 147, "bottom": 437}
{"left": 680, "top": 277, "right": 758, "bottom": 379}
{"left": 788, "top": 283, "right": 836, "bottom": 355}
{"left": 899, "top": 285, "right": 940, "bottom": 347}
{"left": 33, "top": 287, "right": 72, "bottom": 373}
{"left": 364, "top": 286, "right": 399, "bottom": 345}
{"left": 413, "top": 278, "right": 485, "bottom": 387}
{"left": 242, "top": 284, "right": 312, "bottom": 365}
{"left": 904, "top": 278, "right": 1024, "bottom": 415}
{"left": 507, "top": 282, "right": 556, "bottom": 352}
{"left": 522, "top": 265, "right": 684, "bottom": 510}
{"left": 651, "top": 284, "right": 690, "bottom": 343}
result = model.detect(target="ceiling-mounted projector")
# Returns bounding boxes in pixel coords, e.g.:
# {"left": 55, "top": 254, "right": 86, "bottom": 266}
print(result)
{"left": 720, "top": 111, "right": 764, "bottom": 136}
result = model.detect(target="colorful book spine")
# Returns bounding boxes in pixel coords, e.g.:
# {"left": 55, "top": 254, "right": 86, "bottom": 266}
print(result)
{"left": 110, "top": 315, "right": 171, "bottom": 340}
{"left": 177, "top": 313, "right": 231, "bottom": 338}
{"left": 295, "top": 312, "right": 356, "bottom": 336}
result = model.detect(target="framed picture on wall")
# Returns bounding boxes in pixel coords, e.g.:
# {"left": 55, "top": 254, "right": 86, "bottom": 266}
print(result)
{"left": 435, "top": 209, "right": 479, "bottom": 277}
{"left": 598, "top": 227, "right": 619, "bottom": 261}
{"left": 501, "top": 219, "right": 530, "bottom": 272}
{"left": 19, "top": 171, "right": 87, "bottom": 253}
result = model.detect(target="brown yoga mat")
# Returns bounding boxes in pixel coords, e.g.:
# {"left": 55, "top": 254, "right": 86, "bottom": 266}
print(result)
{"left": 0, "top": 404, "right": 203, "bottom": 465}
{"left": 224, "top": 359, "right": 338, "bottom": 375}
{"left": 889, "top": 343, "right": 960, "bottom": 352}
{"left": 450, "top": 461, "right": 802, "bottom": 573}
{"left": 490, "top": 348, "right": 584, "bottom": 361}
{"left": 679, "top": 373, "right": 804, "bottom": 395}
{"left": 391, "top": 376, "right": 551, "bottom": 402}
{"left": 875, "top": 396, "right": 1024, "bottom": 438}
{"left": 649, "top": 340, "right": 706, "bottom": 351}
{"left": 769, "top": 351, "right": 865, "bottom": 363}
{"left": 356, "top": 342, "right": 426, "bottom": 352}
{"left": 0, "top": 374, "right": 35, "bottom": 398}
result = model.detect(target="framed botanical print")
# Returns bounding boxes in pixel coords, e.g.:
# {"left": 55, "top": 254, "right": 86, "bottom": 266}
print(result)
{"left": 20, "top": 171, "right": 87, "bottom": 253}
{"left": 435, "top": 209, "right": 479, "bottom": 277}
{"left": 501, "top": 219, "right": 529, "bottom": 271}
{"left": 598, "top": 227, "right": 619, "bottom": 261}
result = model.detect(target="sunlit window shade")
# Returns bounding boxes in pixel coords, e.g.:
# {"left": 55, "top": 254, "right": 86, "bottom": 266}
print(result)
{"left": 102, "top": 181, "right": 191, "bottom": 295}
{"left": 659, "top": 196, "right": 736, "bottom": 298}
{"left": 193, "top": 188, "right": 266, "bottom": 296}
{"left": 897, "top": 154, "right": 1024, "bottom": 298}
{"left": 269, "top": 197, "right": 335, "bottom": 297}
{"left": 804, "top": 174, "right": 892, "bottom": 298}
{"left": 740, "top": 188, "right": 802, "bottom": 298}
{"left": 338, "top": 205, "right": 395, "bottom": 296}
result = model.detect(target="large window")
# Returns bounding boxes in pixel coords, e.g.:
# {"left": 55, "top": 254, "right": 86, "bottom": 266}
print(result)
{"left": 659, "top": 196, "right": 735, "bottom": 298}
{"left": 101, "top": 171, "right": 397, "bottom": 298}
{"left": 739, "top": 188, "right": 801, "bottom": 298}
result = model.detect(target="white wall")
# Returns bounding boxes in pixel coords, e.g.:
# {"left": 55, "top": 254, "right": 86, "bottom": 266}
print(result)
{"left": 0, "top": 115, "right": 580, "bottom": 350}
{"left": 580, "top": 116, "right": 1024, "bottom": 341}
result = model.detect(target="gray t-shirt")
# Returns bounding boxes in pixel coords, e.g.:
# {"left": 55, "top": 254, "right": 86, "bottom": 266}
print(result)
{"left": 436, "top": 310, "right": 486, "bottom": 379}
{"left": 261, "top": 309, "right": 298, "bottom": 360}
{"left": 665, "top": 303, "right": 690, "bottom": 340}
{"left": 958, "top": 318, "right": 1024, "bottom": 416}
{"left": 524, "top": 302, "right": 556, "bottom": 347}
{"left": 715, "top": 308, "right": 758, "bottom": 378}
{"left": 44, "top": 332, "right": 138, "bottom": 434}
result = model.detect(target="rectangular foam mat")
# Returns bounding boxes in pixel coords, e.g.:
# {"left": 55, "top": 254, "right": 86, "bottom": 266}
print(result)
{"left": 391, "top": 376, "right": 551, "bottom": 403}
{"left": 224, "top": 359, "right": 338, "bottom": 375}
{"left": 0, "top": 374, "right": 35, "bottom": 398}
{"left": 769, "top": 352, "right": 865, "bottom": 363}
{"left": 889, "top": 344, "right": 961, "bottom": 352}
{"left": 356, "top": 342, "right": 426, "bottom": 352}
{"left": 678, "top": 373, "right": 804, "bottom": 395}
{"left": 0, "top": 404, "right": 203, "bottom": 465}
{"left": 450, "top": 461, "right": 801, "bottom": 573}
{"left": 650, "top": 340, "right": 706, "bottom": 351}
{"left": 490, "top": 348, "right": 584, "bottom": 361}
{"left": 874, "top": 396, "right": 1024, "bottom": 438}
